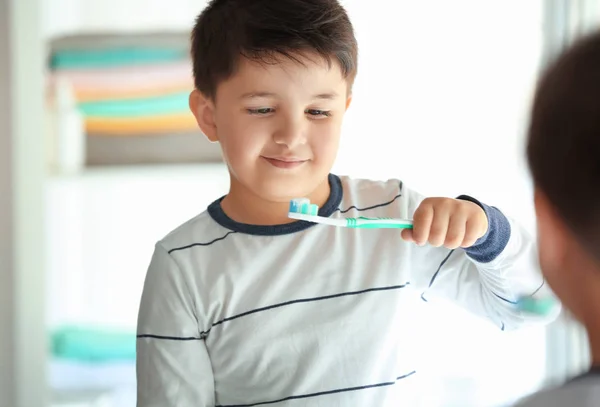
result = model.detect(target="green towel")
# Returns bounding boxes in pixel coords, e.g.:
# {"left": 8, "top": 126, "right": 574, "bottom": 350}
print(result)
{"left": 50, "top": 326, "right": 136, "bottom": 362}
{"left": 50, "top": 47, "right": 187, "bottom": 69}
{"left": 78, "top": 91, "right": 190, "bottom": 117}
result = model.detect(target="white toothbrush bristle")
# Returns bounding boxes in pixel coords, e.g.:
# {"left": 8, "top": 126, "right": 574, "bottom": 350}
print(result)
{"left": 289, "top": 199, "right": 320, "bottom": 216}
{"left": 289, "top": 198, "right": 310, "bottom": 213}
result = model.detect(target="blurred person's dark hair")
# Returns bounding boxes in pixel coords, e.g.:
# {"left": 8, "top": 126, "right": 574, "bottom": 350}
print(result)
{"left": 527, "top": 29, "right": 600, "bottom": 261}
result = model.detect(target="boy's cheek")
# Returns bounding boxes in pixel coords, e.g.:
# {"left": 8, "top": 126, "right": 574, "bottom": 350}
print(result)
{"left": 309, "top": 127, "right": 339, "bottom": 150}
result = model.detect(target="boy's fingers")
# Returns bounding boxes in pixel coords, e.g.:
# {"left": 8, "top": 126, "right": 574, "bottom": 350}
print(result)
{"left": 461, "top": 220, "right": 481, "bottom": 248}
{"left": 444, "top": 214, "right": 466, "bottom": 249}
{"left": 428, "top": 208, "right": 450, "bottom": 247}
{"left": 412, "top": 204, "right": 434, "bottom": 245}
{"left": 401, "top": 228, "right": 414, "bottom": 242}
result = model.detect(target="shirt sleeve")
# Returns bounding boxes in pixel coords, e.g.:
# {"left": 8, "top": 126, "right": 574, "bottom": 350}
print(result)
{"left": 405, "top": 189, "right": 561, "bottom": 331}
{"left": 136, "top": 242, "right": 215, "bottom": 406}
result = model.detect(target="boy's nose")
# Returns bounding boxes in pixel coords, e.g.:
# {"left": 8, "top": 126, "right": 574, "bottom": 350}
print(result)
{"left": 273, "top": 119, "right": 307, "bottom": 149}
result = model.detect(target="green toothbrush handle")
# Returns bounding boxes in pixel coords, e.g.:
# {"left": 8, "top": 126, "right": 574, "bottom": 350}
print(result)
{"left": 352, "top": 223, "right": 413, "bottom": 229}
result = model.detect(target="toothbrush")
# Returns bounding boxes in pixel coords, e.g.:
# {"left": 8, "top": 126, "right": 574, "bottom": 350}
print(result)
{"left": 288, "top": 198, "right": 413, "bottom": 229}
{"left": 514, "top": 296, "right": 558, "bottom": 316}
{"left": 289, "top": 198, "right": 558, "bottom": 316}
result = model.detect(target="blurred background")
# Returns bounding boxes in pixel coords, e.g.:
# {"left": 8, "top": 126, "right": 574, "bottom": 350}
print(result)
{"left": 1, "top": 0, "right": 599, "bottom": 406}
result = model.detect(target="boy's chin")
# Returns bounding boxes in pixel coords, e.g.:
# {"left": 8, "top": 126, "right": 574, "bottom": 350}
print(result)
{"left": 256, "top": 185, "right": 318, "bottom": 204}
{"left": 253, "top": 176, "right": 329, "bottom": 204}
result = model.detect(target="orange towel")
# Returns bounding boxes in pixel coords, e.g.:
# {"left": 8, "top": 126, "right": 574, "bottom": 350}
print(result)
{"left": 85, "top": 113, "right": 198, "bottom": 135}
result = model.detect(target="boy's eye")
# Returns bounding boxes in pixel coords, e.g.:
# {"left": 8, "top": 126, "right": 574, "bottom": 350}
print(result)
{"left": 246, "top": 107, "right": 331, "bottom": 117}
{"left": 247, "top": 107, "right": 275, "bottom": 115}
{"left": 305, "top": 109, "right": 331, "bottom": 118}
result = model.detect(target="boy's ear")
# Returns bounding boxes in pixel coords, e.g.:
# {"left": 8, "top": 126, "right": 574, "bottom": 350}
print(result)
{"left": 345, "top": 95, "right": 353, "bottom": 111}
{"left": 189, "top": 89, "right": 218, "bottom": 142}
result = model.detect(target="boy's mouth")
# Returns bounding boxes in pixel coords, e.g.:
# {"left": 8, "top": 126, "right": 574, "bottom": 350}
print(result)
{"left": 261, "top": 156, "right": 308, "bottom": 169}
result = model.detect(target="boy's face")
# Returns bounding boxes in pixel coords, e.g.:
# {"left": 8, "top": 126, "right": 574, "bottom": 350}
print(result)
{"left": 190, "top": 53, "right": 351, "bottom": 203}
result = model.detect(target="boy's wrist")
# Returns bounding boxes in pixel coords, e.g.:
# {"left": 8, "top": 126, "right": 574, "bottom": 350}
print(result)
{"left": 456, "top": 195, "right": 511, "bottom": 263}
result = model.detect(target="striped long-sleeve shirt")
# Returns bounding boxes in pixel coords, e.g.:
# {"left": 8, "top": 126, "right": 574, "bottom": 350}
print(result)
{"left": 136, "top": 174, "right": 558, "bottom": 407}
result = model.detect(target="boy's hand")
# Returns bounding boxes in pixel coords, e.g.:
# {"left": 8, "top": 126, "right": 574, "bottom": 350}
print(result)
{"left": 401, "top": 198, "right": 488, "bottom": 249}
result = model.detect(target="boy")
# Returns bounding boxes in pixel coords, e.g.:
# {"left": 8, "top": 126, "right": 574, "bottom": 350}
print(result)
{"left": 136, "top": 0, "right": 557, "bottom": 405}
{"left": 513, "top": 29, "right": 600, "bottom": 406}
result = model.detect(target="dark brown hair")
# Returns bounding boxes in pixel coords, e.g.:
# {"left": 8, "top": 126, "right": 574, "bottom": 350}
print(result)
{"left": 527, "top": 29, "right": 600, "bottom": 259}
{"left": 190, "top": 0, "right": 358, "bottom": 100}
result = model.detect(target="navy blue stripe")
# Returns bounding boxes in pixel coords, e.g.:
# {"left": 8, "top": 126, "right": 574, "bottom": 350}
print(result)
{"left": 530, "top": 279, "right": 545, "bottom": 296}
{"left": 136, "top": 334, "right": 203, "bottom": 341}
{"left": 168, "top": 231, "right": 237, "bottom": 253}
{"left": 202, "top": 283, "right": 411, "bottom": 338}
{"left": 426, "top": 250, "right": 454, "bottom": 288}
{"left": 337, "top": 181, "right": 403, "bottom": 214}
{"left": 493, "top": 292, "right": 518, "bottom": 305}
{"left": 216, "top": 371, "right": 416, "bottom": 407}
{"left": 492, "top": 279, "right": 546, "bottom": 305}
{"left": 421, "top": 250, "right": 454, "bottom": 301}
{"left": 396, "top": 371, "right": 416, "bottom": 380}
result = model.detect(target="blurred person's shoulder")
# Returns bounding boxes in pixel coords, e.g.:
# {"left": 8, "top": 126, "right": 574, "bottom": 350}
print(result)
{"left": 513, "top": 369, "right": 600, "bottom": 407}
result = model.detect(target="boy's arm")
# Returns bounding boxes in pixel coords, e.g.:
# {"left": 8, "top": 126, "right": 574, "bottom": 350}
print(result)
{"left": 408, "top": 191, "right": 560, "bottom": 331}
{"left": 136, "top": 243, "right": 215, "bottom": 407}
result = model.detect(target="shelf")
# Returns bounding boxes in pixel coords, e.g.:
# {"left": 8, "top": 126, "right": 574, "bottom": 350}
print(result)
{"left": 44, "top": 162, "right": 230, "bottom": 331}
{"left": 46, "top": 162, "right": 228, "bottom": 182}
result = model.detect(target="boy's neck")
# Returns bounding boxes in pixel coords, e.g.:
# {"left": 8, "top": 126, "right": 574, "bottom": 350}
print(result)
{"left": 221, "top": 177, "right": 331, "bottom": 226}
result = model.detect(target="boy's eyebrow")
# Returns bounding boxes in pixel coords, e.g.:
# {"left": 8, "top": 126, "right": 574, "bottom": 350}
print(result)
{"left": 312, "top": 92, "right": 339, "bottom": 100}
{"left": 240, "top": 92, "right": 277, "bottom": 99}
{"left": 240, "top": 91, "right": 340, "bottom": 100}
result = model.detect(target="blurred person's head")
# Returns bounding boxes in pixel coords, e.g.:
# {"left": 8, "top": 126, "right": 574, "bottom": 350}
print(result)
{"left": 527, "top": 29, "right": 600, "bottom": 329}
{"left": 188, "top": 0, "right": 357, "bottom": 210}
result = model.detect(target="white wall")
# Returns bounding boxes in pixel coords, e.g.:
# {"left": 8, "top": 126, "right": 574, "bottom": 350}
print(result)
{"left": 337, "top": 0, "right": 542, "bottom": 232}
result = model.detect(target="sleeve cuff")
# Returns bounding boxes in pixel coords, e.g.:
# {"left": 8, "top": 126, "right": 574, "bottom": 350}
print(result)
{"left": 456, "top": 195, "right": 511, "bottom": 263}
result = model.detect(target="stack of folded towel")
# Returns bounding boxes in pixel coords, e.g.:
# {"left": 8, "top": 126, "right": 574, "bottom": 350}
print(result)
{"left": 50, "top": 325, "right": 136, "bottom": 362}
{"left": 47, "top": 34, "right": 221, "bottom": 168}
